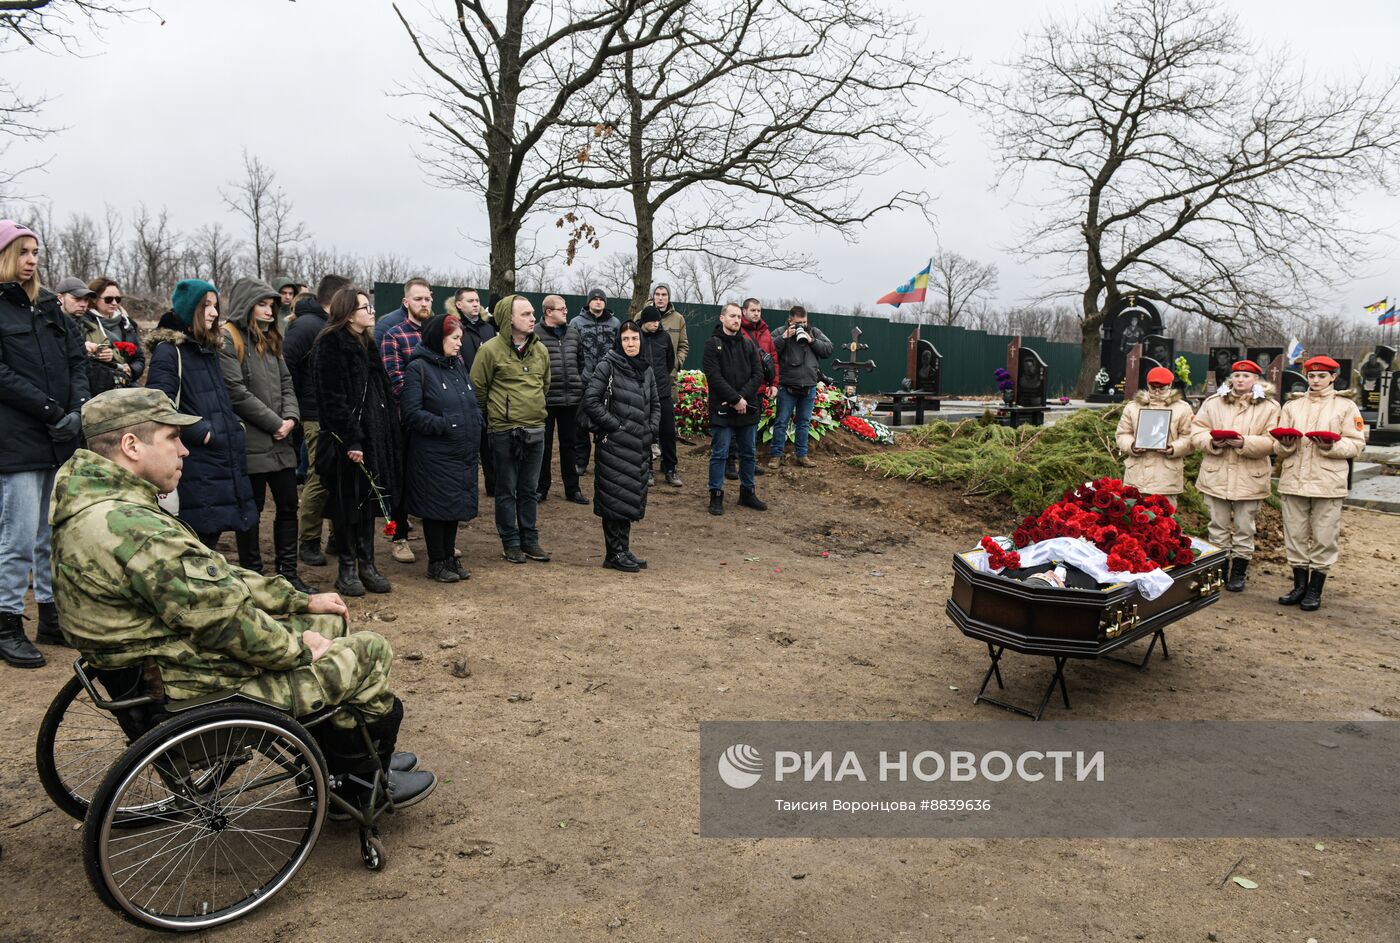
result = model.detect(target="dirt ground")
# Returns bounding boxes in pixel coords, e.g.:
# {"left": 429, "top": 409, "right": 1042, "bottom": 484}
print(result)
{"left": 3, "top": 441, "right": 1399, "bottom": 942}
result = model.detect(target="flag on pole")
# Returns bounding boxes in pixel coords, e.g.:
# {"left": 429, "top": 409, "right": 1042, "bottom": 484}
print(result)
{"left": 1364, "top": 298, "right": 1388, "bottom": 315}
{"left": 1285, "top": 338, "right": 1304, "bottom": 364}
{"left": 877, "top": 260, "right": 932, "bottom": 308}
{"left": 1380, "top": 305, "right": 1399, "bottom": 326}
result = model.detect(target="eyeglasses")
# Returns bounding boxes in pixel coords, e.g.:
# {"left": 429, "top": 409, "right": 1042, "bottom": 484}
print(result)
{"left": 101, "top": 295, "right": 122, "bottom": 304}
{"left": 355, "top": 304, "right": 373, "bottom": 313}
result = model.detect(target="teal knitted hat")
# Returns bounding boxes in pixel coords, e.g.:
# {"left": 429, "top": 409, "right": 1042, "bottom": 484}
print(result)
{"left": 171, "top": 278, "right": 218, "bottom": 326}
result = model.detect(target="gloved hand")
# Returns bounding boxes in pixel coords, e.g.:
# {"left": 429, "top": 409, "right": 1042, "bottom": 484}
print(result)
{"left": 47, "top": 410, "right": 82, "bottom": 442}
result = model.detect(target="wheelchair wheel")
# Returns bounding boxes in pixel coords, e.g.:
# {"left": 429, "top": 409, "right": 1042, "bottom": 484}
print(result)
{"left": 36, "top": 674, "right": 132, "bottom": 821}
{"left": 83, "top": 702, "right": 327, "bottom": 931}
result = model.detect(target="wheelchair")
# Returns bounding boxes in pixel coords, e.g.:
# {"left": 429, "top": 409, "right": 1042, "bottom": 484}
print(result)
{"left": 36, "top": 658, "right": 400, "bottom": 931}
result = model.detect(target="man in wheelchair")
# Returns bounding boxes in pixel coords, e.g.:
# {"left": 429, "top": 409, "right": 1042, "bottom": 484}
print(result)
{"left": 48, "top": 386, "right": 436, "bottom": 812}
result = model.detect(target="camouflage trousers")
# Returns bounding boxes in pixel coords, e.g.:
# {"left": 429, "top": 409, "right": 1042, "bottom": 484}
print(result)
{"left": 238, "top": 614, "right": 395, "bottom": 728}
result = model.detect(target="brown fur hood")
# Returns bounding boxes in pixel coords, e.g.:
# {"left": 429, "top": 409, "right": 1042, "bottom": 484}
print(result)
{"left": 1215, "top": 380, "right": 1276, "bottom": 403}
{"left": 1133, "top": 387, "right": 1184, "bottom": 407}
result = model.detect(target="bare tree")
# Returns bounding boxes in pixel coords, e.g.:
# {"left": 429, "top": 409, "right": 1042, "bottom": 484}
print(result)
{"left": 263, "top": 187, "right": 306, "bottom": 280}
{"left": 988, "top": 0, "right": 1400, "bottom": 394}
{"left": 927, "top": 249, "right": 999, "bottom": 326}
{"left": 668, "top": 252, "right": 745, "bottom": 308}
{"left": 220, "top": 150, "right": 274, "bottom": 278}
{"left": 597, "top": 251, "right": 636, "bottom": 302}
{"left": 393, "top": 0, "right": 691, "bottom": 300}
{"left": 190, "top": 222, "right": 241, "bottom": 291}
{"left": 54, "top": 211, "right": 103, "bottom": 278}
{"left": 129, "top": 203, "right": 178, "bottom": 295}
{"left": 572, "top": 0, "right": 957, "bottom": 312}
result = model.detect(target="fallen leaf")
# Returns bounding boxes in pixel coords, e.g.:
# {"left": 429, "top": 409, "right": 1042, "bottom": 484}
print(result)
{"left": 1314, "top": 842, "right": 1326, "bottom": 851}
{"left": 1230, "top": 876, "right": 1258, "bottom": 889}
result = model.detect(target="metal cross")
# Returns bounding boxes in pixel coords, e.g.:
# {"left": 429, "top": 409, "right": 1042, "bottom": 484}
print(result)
{"left": 832, "top": 325, "right": 876, "bottom": 396}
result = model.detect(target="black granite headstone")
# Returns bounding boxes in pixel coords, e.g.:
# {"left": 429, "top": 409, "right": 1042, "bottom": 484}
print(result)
{"left": 1210, "top": 346, "right": 1240, "bottom": 386}
{"left": 1015, "top": 346, "right": 1049, "bottom": 409}
{"left": 1246, "top": 346, "right": 1285, "bottom": 376}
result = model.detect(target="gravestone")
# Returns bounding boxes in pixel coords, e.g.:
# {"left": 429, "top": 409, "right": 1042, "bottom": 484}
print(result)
{"left": 1336, "top": 358, "right": 1354, "bottom": 392}
{"left": 878, "top": 327, "right": 943, "bottom": 425}
{"left": 910, "top": 333, "right": 942, "bottom": 393}
{"left": 999, "top": 337, "right": 1049, "bottom": 427}
{"left": 1359, "top": 345, "right": 1396, "bottom": 412}
{"left": 1089, "top": 295, "right": 1165, "bottom": 402}
{"left": 1141, "top": 334, "right": 1175, "bottom": 372}
{"left": 1246, "top": 346, "right": 1285, "bottom": 377}
{"left": 1124, "top": 343, "right": 1144, "bottom": 399}
{"left": 1210, "top": 346, "right": 1241, "bottom": 387}
{"left": 1279, "top": 369, "right": 1307, "bottom": 402}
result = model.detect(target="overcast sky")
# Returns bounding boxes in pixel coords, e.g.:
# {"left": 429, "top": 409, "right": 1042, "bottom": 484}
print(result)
{"left": 7, "top": 0, "right": 1399, "bottom": 320}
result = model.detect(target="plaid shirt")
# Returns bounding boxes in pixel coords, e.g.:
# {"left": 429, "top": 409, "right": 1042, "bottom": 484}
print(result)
{"left": 379, "top": 317, "right": 424, "bottom": 400}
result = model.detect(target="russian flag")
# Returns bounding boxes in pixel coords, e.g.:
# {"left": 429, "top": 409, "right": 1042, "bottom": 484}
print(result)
{"left": 877, "top": 260, "right": 932, "bottom": 308}
{"left": 1380, "top": 305, "right": 1398, "bottom": 326}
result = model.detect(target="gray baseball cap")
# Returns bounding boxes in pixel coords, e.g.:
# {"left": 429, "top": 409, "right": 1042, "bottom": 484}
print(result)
{"left": 55, "top": 276, "right": 95, "bottom": 298}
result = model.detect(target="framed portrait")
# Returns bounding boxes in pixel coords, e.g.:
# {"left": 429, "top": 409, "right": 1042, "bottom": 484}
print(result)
{"left": 1134, "top": 408, "right": 1172, "bottom": 451}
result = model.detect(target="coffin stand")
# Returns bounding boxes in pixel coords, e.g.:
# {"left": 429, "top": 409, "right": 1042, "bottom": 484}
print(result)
{"left": 946, "top": 543, "right": 1227, "bottom": 719}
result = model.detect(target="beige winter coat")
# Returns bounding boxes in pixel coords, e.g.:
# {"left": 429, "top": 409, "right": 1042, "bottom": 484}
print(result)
{"left": 1190, "top": 383, "right": 1281, "bottom": 501}
{"left": 1274, "top": 388, "right": 1366, "bottom": 498}
{"left": 1115, "top": 388, "right": 1195, "bottom": 496}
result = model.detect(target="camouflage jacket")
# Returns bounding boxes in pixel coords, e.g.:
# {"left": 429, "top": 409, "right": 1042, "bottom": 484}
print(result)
{"left": 49, "top": 448, "right": 313, "bottom": 699}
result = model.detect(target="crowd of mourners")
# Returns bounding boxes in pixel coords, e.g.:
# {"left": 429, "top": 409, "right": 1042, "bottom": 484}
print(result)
{"left": 0, "top": 219, "right": 840, "bottom": 669}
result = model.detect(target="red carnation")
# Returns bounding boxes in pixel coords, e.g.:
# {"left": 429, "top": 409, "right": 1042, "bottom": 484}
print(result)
{"left": 383, "top": 521, "right": 397, "bottom": 538}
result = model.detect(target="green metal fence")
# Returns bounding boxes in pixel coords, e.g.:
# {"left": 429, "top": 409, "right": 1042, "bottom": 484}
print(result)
{"left": 373, "top": 282, "right": 1207, "bottom": 397}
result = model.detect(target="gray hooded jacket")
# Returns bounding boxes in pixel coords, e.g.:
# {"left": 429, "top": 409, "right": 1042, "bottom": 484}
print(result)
{"left": 220, "top": 276, "right": 300, "bottom": 475}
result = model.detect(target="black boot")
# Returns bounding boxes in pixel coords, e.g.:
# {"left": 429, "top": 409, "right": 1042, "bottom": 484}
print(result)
{"left": 274, "top": 518, "right": 317, "bottom": 594}
{"left": 35, "top": 601, "right": 69, "bottom": 646}
{"left": 1225, "top": 556, "right": 1249, "bottom": 592}
{"left": 738, "top": 487, "right": 768, "bottom": 511}
{"left": 356, "top": 527, "right": 392, "bottom": 594}
{"left": 1299, "top": 571, "right": 1327, "bottom": 611}
{"left": 708, "top": 488, "right": 724, "bottom": 516}
{"left": 427, "top": 559, "right": 460, "bottom": 583}
{"left": 1278, "top": 567, "right": 1309, "bottom": 606}
{"left": 0, "top": 611, "right": 44, "bottom": 668}
{"left": 235, "top": 527, "right": 264, "bottom": 573}
{"left": 336, "top": 553, "right": 365, "bottom": 597}
{"left": 299, "top": 539, "right": 327, "bottom": 567}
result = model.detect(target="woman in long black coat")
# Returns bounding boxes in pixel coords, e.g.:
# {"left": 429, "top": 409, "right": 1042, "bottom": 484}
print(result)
{"left": 400, "top": 314, "right": 481, "bottom": 583}
{"left": 145, "top": 278, "right": 257, "bottom": 546}
{"left": 582, "top": 320, "right": 659, "bottom": 573}
{"left": 311, "top": 287, "right": 402, "bottom": 597}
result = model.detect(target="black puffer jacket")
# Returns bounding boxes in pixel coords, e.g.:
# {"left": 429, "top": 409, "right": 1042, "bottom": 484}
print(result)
{"left": 145, "top": 314, "right": 257, "bottom": 534}
{"left": 638, "top": 326, "right": 675, "bottom": 398}
{"left": 282, "top": 296, "right": 327, "bottom": 421}
{"left": 583, "top": 347, "right": 658, "bottom": 522}
{"left": 400, "top": 345, "right": 481, "bottom": 522}
{"left": 0, "top": 283, "right": 89, "bottom": 473}
{"left": 701, "top": 323, "right": 763, "bottom": 427}
{"left": 459, "top": 314, "right": 497, "bottom": 371}
{"left": 311, "top": 326, "right": 403, "bottom": 525}
{"left": 772, "top": 323, "right": 834, "bottom": 389}
{"left": 534, "top": 320, "right": 583, "bottom": 406}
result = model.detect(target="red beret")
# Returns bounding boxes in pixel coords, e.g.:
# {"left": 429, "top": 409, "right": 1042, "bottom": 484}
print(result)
{"left": 1230, "top": 360, "right": 1262, "bottom": 375}
{"left": 1303, "top": 355, "right": 1339, "bottom": 372}
{"left": 1146, "top": 366, "right": 1175, "bottom": 386}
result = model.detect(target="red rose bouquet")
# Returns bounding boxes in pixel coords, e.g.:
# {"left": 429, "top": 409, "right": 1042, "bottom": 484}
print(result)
{"left": 1002, "top": 477, "right": 1193, "bottom": 574}
{"left": 112, "top": 340, "right": 139, "bottom": 359}
{"left": 979, "top": 536, "right": 1021, "bottom": 571}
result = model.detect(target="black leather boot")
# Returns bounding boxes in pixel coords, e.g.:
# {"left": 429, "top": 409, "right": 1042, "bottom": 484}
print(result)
{"left": 427, "top": 559, "right": 460, "bottom": 583}
{"left": 299, "top": 539, "right": 327, "bottom": 567}
{"left": 235, "top": 527, "right": 264, "bottom": 573}
{"left": 708, "top": 488, "right": 724, "bottom": 516}
{"left": 1299, "top": 571, "right": 1327, "bottom": 611}
{"left": 738, "top": 487, "right": 768, "bottom": 511}
{"left": 35, "top": 601, "right": 68, "bottom": 646}
{"left": 274, "top": 518, "right": 317, "bottom": 594}
{"left": 1278, "top": 567, "right": 1309, "bottom": 606}
{"left": 335, "top": 540, "right": 366, "bottom": 597}
{"left": 356, "top": 526, "right": 392, "bottom": 594}
{"left": 0, "top": 611, "right": 44, "bottom": 668}
{"left": 1225, "top": 556, "right": 1248, "bottom": 592}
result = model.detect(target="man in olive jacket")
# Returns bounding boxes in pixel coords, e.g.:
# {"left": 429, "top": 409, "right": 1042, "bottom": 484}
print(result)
{"left": 470, "top": 295, "right": 552, "bottom": 564}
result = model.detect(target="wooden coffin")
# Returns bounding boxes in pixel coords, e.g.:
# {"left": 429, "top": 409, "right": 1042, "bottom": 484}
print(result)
{"left": 946, "top": 542, "right": 1227, "bottom": 658}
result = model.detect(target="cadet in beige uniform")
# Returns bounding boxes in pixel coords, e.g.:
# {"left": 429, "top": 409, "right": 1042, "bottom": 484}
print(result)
{"left": 1190, "top": 359, "right": 1280, "bottom": 591}
{"left": 1272, "top": 355, "right": 1366, "bottom": 611}
{"left": 1116, "top": 366, "right": 1195, "bottom": 497}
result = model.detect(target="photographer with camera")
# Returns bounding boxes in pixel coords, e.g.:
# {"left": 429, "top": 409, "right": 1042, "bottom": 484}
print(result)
{"left": 768, "top": 305, "right": 833, "bottom": 469}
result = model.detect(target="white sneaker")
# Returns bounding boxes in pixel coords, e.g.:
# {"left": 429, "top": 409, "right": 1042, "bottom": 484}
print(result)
{"left": 391, "top": 540, "right": 416, "bottom": 564}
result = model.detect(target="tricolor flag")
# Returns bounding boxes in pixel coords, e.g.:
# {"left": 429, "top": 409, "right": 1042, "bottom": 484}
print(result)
{"left": 877, "top": 260, "right": 932, "bottom": 308}
{"left": 1364, "top": 298, "right": 1388, "bottom": 315}
{"left": 1285, "top": 338, "right": 1304, "bottom": 364}
{"left": 1380, "top": 305, "right": 1399, "bottom": 326}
